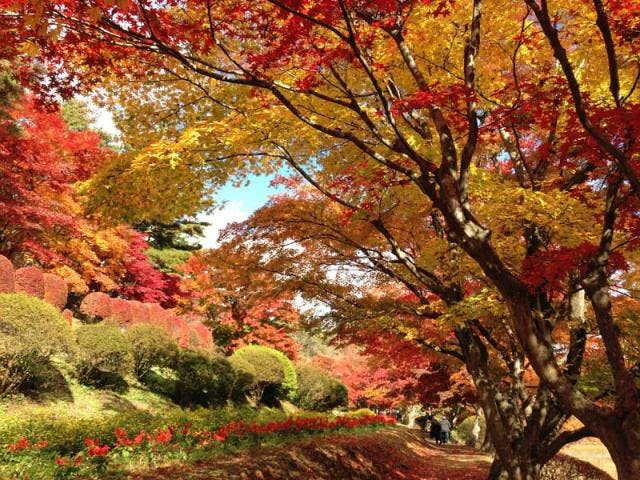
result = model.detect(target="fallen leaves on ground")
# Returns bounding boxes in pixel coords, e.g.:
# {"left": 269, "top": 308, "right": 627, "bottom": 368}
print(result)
{"left": 128, "top": 427, "right": 491, "bottom": 480}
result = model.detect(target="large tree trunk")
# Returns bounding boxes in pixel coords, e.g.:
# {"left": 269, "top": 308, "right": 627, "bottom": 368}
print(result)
{"left": 426, "top": 171, "right": 640, "bottom": 479}
{"left": 455, "top": 326, "right": 582, "bottom": 480}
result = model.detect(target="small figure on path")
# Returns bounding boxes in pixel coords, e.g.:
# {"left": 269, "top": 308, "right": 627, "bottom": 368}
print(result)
{"left": 439, "top": 417, "right": 451, "bottom": 444}
{"left": 430, "top": 419, "right": 441, "bottom": 444}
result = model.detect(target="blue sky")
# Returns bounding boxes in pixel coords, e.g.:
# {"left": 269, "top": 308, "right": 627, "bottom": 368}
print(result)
{"left": 200, "top": 174, "right": 283, "bottom": 248}
{"left": 90, "top": 103, "right": 285, "bottom": 249}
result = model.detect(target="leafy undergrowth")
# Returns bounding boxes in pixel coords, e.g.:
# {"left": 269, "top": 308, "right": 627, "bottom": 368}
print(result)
{"left": 129, "top": 428, "right": 491, "bottom": 480}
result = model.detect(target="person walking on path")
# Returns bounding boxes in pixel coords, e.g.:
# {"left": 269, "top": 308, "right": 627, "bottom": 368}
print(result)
{"left": 430, "top": 419, "right": 441, "bottom": 444}
{"left": 439, "top": 417, "right": 451, "bottom": 444}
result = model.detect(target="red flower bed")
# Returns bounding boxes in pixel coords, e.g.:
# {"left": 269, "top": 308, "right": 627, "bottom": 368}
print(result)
{"left": 4, "top": 414, "right": 394, "bottom": 478}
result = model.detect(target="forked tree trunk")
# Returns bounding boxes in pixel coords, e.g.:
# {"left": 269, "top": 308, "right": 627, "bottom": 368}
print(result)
{"left": 428, "top": 178, "right": 640, "bottom": 479}
{"left": 455, "top": 327, "right": 579, "bottom": 480}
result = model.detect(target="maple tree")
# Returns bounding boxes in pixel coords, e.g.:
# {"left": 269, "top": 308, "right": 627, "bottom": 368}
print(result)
{"left": 4, "top": 0, "right": 640, "bottom": 478}
{"left": 178, "top": 249, "right": 300, "bottom": 358}
{"left": 213, "top": 186, "right": 595, "bottom": 477}
{"left": 0, "top": 74, "right": 179, "bottom": 305}
{"left": 0, "top": 95, "right": 105, "bottom": 264}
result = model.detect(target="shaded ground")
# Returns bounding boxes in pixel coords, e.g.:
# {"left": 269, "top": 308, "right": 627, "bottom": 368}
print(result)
{"left": 129, "top": 428, "right": 491, "bottom": 480}
{"left": 128, "top": 427, "right": 616, "bottom": 480}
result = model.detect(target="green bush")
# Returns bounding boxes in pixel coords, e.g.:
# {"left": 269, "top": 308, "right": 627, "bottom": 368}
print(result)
{"left": 228, "top": 355, "right": 257, "bottom": 402}
{"left": 126, "top": 324, "right": 179, "bottom": 379}
{"left": 141, "top": 367, "right": 179, "bottom": 399}
{"left": 229, "top": 345, "right": 297, "bottom": 404}
{"left": 343, "top": 408, "right": 376, "bottom": 418}
{"left": 174, "top": 350, "right": 235, "bottom": 407}
{"left": 0, "top": 293, "right": 74, "bottom": 397}
{"left": 294, "top": 364, "right": 348, "bottom": 411}
{"left": 453, "top": 413, "right": 485, "bottom": 446}
{"left": 75, "top": 321, "right": 133, "bottom": 385}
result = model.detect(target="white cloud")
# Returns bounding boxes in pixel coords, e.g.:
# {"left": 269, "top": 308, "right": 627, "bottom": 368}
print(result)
{"left": 200, "top": 201, "right": 250, "bottom": 249}
{"left": 90, "top": 104, "right": 119, "bottom": 137}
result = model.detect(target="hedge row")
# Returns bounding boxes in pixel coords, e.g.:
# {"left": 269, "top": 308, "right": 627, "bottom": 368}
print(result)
{"left": 0, "top": 255, "right": 212, "bottom": 352}
{"left": 79, "top": 292, "right": 212, "bottom": 351}
{"left": 0, "top": 295, "right": 346, "bottom": 414}
{"left": 0, "top": 255, "right": 69, "bottom": 316}
{"left": 0, "top": 295, "right": 199, "bottom": 401}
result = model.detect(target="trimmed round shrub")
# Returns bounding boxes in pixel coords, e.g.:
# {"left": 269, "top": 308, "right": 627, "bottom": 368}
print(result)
{"left": 0, "top": 255, "right": 15, "bottom": 293}
{"left": 174, "top": 350, "right": 235, "bottom": 407}
{"left": 75, "top": 321, "right": 133, "bottom": 384}
{"left": 0, "top": 293, "right": 74, "bottom": 396}
{"left": 141, "top": 367, "right": 178, "bottom": 399}
{"left": 230, "top": 345, "right": 297, "bottom": 404}
{"left": 229, "top": 355, "right": 257, "bottom": 401}
{"left": 126, "top": 324, "right": 179, "bottom": 379}
{"left": 79, "top": 292, "right": 112, "bottom": 322}
{"left": 43, "top": 273, "right": 68, "bottom": 310}
{"left": 62, "top": 309, "right": 74, "bottom": 325}
{"left": 168, "top": 314, "right": 190, "bottom": 347}
{"left": 294, "top": 364, "right": 348, "bottom": 411}
{"left": 14, "top": 266, "right": 45, "bottom": 299}
{"left": 110, "top": 298, "right": 134, "bottom": 325}
{"left": 129, "top": 300, "right": 150, "bottom": 325}
{"left": 145, "top": 302, "right": 170, "bottom": 331}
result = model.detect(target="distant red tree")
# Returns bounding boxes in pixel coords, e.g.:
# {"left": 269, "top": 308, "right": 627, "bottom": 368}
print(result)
{"left": 178, "top": 252, "right": 300, "bottom": 358}
{"left": 118, "top": 231, "right": 175, "bottom": 306}
{"left": 0, "top": 98, "right": 105, "bottom": 263}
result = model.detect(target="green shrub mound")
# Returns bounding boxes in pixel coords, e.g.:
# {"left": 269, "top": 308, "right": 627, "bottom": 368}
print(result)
{"left": 294, "top": 364, "right": 348, "bottom": 411}
{"left": 174, "top": 350, "right": 235, "bottom": 407}
{"left": 228, "top": 355, "right": 257, "bottom": 402}
{"left": 229, "top": 345, "right": 297, "bottom": 404}
{"left": 142, "top": 367, "right": 179, "bottom": 399}
{"left": 126, "top": 324, "right": 179, "bottom": 380}
{"left": 454, "top": 413, "right": 486, "bottom": 447}
{"left": 0, "top": 293, "right": 74, "bottom": 397}
{"left": 75, "top": 321, "right": 133, "bottom": 386}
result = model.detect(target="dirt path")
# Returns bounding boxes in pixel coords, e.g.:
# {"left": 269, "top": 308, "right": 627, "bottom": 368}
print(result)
{"left": 128, "top": 428, "right": 491, "bottom": 480}
{"left": 127, "top": 428, "right": 616, "bottom": 480}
